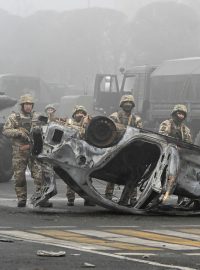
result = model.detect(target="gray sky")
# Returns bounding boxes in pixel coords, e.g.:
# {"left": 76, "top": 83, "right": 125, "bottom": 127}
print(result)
{"left": 0, "top": 0, "right": 116, "bottom": 16}
{"left": 0, "top": 0, "right": 185, "bottom": 17}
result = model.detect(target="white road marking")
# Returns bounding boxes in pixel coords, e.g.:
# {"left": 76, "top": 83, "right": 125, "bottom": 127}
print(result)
{"left": 32, "top": 226, "right": 77, "bottom": 229}
{"left": 0, "top": 230, "right": 117, "bottom": 251}
{"left": 0, "top": 230, "right": 196, "bottom": 270}
{"left": 161, "top": 225, "right": 200, "bottom": 228}
{"left": 184, "top": 253, "right": 200, "bottom": 256}
{"left": 0, "top": 198, "right": 16, "bottom": 201}
{"left": 98, "top": 226, "right": 138, "bottom": 228}
{"left": 69, "top": 230, "right": 199, "bottom": 251}
{"left": 114, "top": 252, "right": 156, "bottom": 256}
{"left": 146, "top": 230, "right": 200, "bottom": 241}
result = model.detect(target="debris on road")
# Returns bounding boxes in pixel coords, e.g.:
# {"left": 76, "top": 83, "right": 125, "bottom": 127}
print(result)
{"left": 82, "top": 262, "right": 96, "bottom": 268}
{"left": 36, "top": 250, "right": 66, "bottom": 257}
{"left": 143, "top": 255, "right": 149, "bottom": 259}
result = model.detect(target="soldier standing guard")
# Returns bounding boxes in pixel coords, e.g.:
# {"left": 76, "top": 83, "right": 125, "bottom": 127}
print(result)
{"left": 3, "top": 94, "right": 44, "bottom": 207}
{"left": 105, "top": 94, "right": 143, "bottom": 205}
{"left": 65, "top": 105, "right": 95, "bottom": 206}
{"left": 159, "top": 104, "right": 192, "bottom": 143}
{"left": 159, "top": 104, "right": 192, "bottom": 206}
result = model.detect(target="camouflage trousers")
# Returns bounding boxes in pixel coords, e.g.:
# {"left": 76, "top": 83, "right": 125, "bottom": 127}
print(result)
{"left": 66, "top": 185, "right": 76, "bottom": 202}
{"left": 12, "top": 146, "right": 43, "bottom": 202}
{"left": 105, "top": 182, "right": 137, "bottom": 205}
{"left": 105, "top": 182, "right": 115, "bottom": 200}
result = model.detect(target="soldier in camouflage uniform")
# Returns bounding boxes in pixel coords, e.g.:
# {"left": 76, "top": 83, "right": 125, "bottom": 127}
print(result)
{"left": 65, "top": 105, "right": 95, "bottom": 206}
{"left": 159, "top": 104, "right": 192, "bottom": 206}
{"left": 159, "top": 104, "right": 192, "bottom": 143}
{"left": 3, "top": 94, "right": 44, "bottom": 207}
{"left": 45, "top": 104, "right": 57, "bottom": 122}
{"left": 105, "top": 95, "right": 143, "bottom": 205}
{"left": 45, "top": 104, "right": 66, "bottom": 124}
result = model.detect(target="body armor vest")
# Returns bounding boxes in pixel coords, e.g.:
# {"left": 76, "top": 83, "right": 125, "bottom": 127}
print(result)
{"left": 16, "top": 112, "right": 33, "bottom": 132}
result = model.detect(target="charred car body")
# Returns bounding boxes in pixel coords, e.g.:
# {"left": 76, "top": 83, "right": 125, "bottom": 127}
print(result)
{"left": 33, "top": 116, "right": 200, "bottom": 215}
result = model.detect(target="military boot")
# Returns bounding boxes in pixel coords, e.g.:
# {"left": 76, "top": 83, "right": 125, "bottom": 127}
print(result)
{"left": 17, "top": 200, "right": 26, "bottom": 207}
{"left": 67, "top": 200, "right": 74, "bottom": 206}
{"left": 192, "top": 200, "right": 200, "bottom": 210}
{"left": 105, "top": 193, "right": 113, "bottom": 200}
{"left": 105, "top": 183, "right": 114, "bottom": 200}
{"left": 130, "top": 197, "right": 137, "bottom": 207}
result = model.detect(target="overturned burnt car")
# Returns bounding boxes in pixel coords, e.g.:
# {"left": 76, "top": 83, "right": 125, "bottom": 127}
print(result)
{"left": 32, "top": 116, "right": 200, "bottom": 215}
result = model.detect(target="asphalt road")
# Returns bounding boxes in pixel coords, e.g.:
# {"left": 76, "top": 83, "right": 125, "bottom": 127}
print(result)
{"left": 0, "top": 178, "right": 200, "bottom": 270}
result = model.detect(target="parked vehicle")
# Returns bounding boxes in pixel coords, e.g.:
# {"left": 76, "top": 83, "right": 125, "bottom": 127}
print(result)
{"left": 93, "top": 57, "right": 200, "bottom": 138}
{"left": 0, "top": 92, "right": 17, "bottom": 182}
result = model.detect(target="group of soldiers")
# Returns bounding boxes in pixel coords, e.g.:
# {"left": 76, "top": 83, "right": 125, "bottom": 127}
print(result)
{"left": 105, "top": 95, "right": 192, "bottom": 206}
{"left": 2, "top": 92, "right": 192, "bottom": 208}
{"left": 2, "top": 93, "right": 95, "bottom": 207}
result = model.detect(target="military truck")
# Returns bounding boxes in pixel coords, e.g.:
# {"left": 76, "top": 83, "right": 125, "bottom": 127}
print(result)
{"left": 0, "top": 74, "right": 67, "bottom": 111}
{"left": 94, "top": 66, "right": 156, "bottom": 118}
{"left": 58, "top": 94, "right": 93, "bottom": 118}
{"left": 94, "top": 57, "right": 200, "bottom": 139}
{"left": 0, "top": 92, "right": 17, "bottom": 182}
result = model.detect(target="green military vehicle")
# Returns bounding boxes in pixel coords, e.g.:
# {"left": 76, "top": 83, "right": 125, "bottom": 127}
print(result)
{"left": 149, "top": 58, "right": 200, "bottom": 139}
{"left": 94, "top": 57, "right": 200, "bottom": 140}
{"left": 0, "top": 92, "right": 17, "bottom": 182}
{"left": 93, "top": 66, "right": 156, "bottom": 118}
{"left": 59, "top": 94, "right": 93, "bottom": 118}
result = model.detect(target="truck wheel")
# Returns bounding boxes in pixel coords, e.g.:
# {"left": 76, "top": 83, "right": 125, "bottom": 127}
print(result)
{"left": 194, "top": 131, "right": 200, "bottom": 146}
{"left": 0, "top": 135, "right": 13, "bottom": 182}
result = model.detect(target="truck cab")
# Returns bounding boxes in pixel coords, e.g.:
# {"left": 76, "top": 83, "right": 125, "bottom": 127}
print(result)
{"left": 93, "top": 74, "right": 120, "bottom": 115}
{"left": 93, "top": 66, "right": 156, "bottom": 118}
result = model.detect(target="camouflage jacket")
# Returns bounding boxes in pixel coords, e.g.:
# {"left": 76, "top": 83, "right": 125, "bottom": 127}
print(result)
{"left": 3, "top": 111, "right": 40, "bottom": 146}
{"left": 110, "top": 109, "right": 142, "bottom": 128}
{"left": 65, "top": 116, "right": 91, "bottom": 139}
{"left": 159, "top": 119, "right": 192, "bottom": 143}
{"left": 65, "top": 118, "right": 82, "bottom": 128}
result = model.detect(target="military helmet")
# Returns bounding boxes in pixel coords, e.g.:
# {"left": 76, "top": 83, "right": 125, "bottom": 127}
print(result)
{"left": 72, "top": 105, "right": 87, "bottom": 118}
{"left": 45, "top": 104, "right": 56, "bottom": 112}
{"left": 119, "top": 94, "right": 135, "bottom": 107}
{"left": 171, "top": 104, "right": 187, "bottom": 116}
{"left": 19, "top": 94, "right": 34, "bottom": 105}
